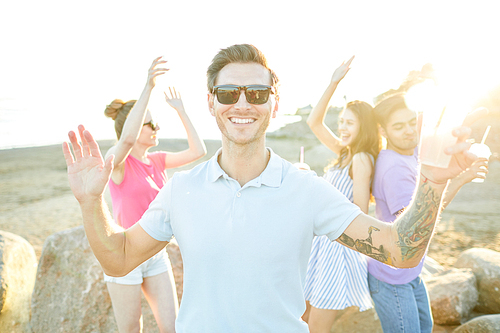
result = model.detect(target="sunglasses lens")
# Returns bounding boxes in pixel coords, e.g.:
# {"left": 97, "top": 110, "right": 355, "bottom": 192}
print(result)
{"left": 246, "top": 86, "right": 271, "bottom": 105}
{"left": 214, "top": 85, "right": 272, "bottom": 105}
{"left": 216, "top": 86, "right": 240, "bottom": 104}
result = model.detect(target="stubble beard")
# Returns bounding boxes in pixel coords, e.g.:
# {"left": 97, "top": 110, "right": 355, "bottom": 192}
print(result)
{"left": 216, "top": 112, "right": 271, "bottom": 147}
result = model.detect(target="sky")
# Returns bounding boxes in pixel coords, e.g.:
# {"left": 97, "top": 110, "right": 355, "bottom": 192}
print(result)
{"left": 1, "top": 0, "right": 500, "bottom": 146}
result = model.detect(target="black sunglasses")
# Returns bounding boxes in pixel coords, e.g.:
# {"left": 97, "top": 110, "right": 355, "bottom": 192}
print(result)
{"left": 143, "top": 120, "right": 159, "bottom": 131}
{"left": 212, "top": 85, "right": 275, "bottom": 105}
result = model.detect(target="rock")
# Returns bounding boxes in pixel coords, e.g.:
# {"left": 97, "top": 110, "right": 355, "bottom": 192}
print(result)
{"left": 424, "top": 268, "right": 478, "bottom": 325}
{"left": 331, "top": 307, "right": 383, "bottom": 333}
{"left": 422, "top": 256, "right": 445, "bottom": 277}
{"left": 30, "top": 226, "right": 159, "bottom": 333}
{"left": 453, "top": 314, "right": 500, "bottom": 332}
{"left": 454, "top": 248, "right": 500, "bottom": 313}
{"left": 0, "top": 231, "right": 37, "bottom": 333}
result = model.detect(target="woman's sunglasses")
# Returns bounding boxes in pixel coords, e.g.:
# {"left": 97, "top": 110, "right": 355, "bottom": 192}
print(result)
{"left": 143, "top": 120, "right": 159, "bottom": 131}
{"left": 212, "top": 85, "right": 275, "bottom": 105}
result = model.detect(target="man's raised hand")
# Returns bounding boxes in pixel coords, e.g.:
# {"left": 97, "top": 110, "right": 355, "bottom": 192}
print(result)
{"left": 62, "top": 125, "right": 114, "bottom": 203}
{"left": 420, "top": 107, "right": 490, "bottom": 184}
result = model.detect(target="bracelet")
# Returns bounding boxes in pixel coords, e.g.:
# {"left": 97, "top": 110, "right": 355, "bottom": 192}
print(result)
{"left": 420, "top": 172, "right": 448, "bottom": 185}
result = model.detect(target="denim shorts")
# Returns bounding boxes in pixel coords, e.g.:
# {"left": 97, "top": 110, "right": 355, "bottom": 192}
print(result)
{"left": 368, "top": 272, "right": 433, "bottom": 333}
{"left": 103, "top": 249, "right": 171, "bottom": 285}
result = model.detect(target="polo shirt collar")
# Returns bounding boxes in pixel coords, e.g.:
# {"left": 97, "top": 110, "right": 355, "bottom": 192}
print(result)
{"left": 207, "top": 148, "right": 283, "bottom": 188}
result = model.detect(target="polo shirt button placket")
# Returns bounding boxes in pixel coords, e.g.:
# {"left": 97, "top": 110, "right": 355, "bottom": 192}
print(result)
{"left": 236, "top": 192, "right": 241, "bottom": 198}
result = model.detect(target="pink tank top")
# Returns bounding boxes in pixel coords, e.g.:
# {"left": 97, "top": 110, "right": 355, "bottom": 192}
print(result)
{"left": 108, "top": 152, "right": 167, "bottom": 229}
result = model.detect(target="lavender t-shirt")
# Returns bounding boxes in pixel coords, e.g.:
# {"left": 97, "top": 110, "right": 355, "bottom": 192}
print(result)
{"left": 368, "top": 147, "right": 425, "bottom": 284}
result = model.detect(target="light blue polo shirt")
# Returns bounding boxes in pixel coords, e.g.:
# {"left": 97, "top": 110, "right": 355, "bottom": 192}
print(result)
{"left": 140, "top": 148, "right": 361, "bottom": 333}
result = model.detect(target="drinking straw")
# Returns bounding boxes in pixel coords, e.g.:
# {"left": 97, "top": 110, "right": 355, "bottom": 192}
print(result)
{"left": 480, "top": 126, "right": 491, "bottom": 145}
{"left": 300, "top": 146, "right": 304, "bottom": 163}
{"left": 435, "top": 105, "right": 447, "bottom": 129}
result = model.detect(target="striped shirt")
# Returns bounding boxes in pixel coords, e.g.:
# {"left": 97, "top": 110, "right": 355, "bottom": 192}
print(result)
{"left": 304, "top": 159, "right": 373, "bottom": 311}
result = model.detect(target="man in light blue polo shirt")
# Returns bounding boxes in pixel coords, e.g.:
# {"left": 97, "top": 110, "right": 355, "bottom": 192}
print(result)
{"left": 63, "top": 44, "right": 479, "bottom": 333}
{"left": 139, "top": 147, "right": 360, "bottom": 332}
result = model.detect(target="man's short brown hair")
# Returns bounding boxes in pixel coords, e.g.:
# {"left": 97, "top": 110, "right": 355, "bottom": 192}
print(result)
{"left": 206, "top": 44, "right": 279, "bottom": 97}
{"left": 373, "top": 93, "right": 409, "bottom": 128}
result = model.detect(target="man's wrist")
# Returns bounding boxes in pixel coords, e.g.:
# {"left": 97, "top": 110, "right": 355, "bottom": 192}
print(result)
{"left": 420, "top": 172, "right": 448, "bottom": 186}
{"left": 78, "top": 194, "right": 105, "bottom": 208}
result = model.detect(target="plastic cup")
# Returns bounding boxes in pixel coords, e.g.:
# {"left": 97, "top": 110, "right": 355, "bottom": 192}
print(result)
{"left": 419, "top": 122, "right": 458, "bottom": 168}
{"left": 469, "top": 143, "right": 491, "bottom": 183}
{"left": 418, "top": 99, "right": 472, "bottom": 169}
{"left": 293, "top": 162, "right": 310, "bottom": 171}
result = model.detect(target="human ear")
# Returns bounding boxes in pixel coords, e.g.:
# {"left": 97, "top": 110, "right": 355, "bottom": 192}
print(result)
{"left": 207, "top": 93, "right": 215, "bottom": 116}
{"left": 378, "top": 125, "right": 388, "bottom": 139}
{"left": 271, "top": 98, "right": 279, "bottom": 119}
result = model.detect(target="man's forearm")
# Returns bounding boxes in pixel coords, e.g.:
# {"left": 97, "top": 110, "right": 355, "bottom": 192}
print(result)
{"left": 80, "top": 196, "right": 127, "bottom": 274}
{"left": 392, "top": 176, "right": 447, "bottom": 268}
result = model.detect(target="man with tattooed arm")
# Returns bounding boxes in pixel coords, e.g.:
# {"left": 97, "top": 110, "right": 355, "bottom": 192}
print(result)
{"left": 368, "top": 93, "right": 489, "bottom": 333}
{"left": 62, "top": 44, "right": 483, "bottom": 333}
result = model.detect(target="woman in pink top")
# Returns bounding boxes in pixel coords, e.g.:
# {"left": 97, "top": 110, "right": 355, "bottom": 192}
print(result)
{"left": 102, "top": 56, "right": 206, "bottom": 333}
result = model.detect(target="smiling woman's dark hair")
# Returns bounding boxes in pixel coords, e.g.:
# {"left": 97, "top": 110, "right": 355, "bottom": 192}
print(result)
{"left": 328, "top": 100, "right": 381, "bottom": 174}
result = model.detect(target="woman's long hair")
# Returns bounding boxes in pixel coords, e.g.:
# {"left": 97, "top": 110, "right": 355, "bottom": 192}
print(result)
{"left": 327, "top": 100, "right": 382, "bottom": 177}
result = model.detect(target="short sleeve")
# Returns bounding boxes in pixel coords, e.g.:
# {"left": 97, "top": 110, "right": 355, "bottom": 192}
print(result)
{"left": 149, "top": 151, "right": 167, "bottom": 170}
{"left": 381, "top": 166, "right": 416, "bottom": 216}
{"left": 138, "top": 179, "right": 173, "bottom": 241}
{"left": 311, "top": 177, "right": 362, "bottom": 241}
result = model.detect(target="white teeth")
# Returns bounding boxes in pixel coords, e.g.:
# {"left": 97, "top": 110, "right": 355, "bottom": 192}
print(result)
{"left": 230, "top": 118, "right": 255, "bottom": 124}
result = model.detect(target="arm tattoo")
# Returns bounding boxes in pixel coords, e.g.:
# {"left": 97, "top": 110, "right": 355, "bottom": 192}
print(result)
{"left": 396, "top": 181, "right": 442, "bottom": 262}
{"left": 338, "top": 182, "right": 442, "bottom": 266}
{"left": 338, "top": 226, "right": 393, "bottom": 265}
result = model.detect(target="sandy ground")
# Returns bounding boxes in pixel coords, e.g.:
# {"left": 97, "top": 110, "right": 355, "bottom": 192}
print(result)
{"left": 0, "top": 137, "right": 499, "bottom": 268}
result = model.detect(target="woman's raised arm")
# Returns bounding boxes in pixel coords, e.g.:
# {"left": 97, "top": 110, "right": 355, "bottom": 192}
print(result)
{"left": 106, "top": 56, "right": 169, "bottom": 168}
{"left": 307, "top": 56, "right": 354, "bottom": 155}
{"left": 162, "top": 87, "right": 207, "bottom": 169}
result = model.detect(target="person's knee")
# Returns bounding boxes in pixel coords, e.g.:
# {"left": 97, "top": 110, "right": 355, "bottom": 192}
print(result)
{"left": 117, "top": 317, "right": 142, "bottom": 333}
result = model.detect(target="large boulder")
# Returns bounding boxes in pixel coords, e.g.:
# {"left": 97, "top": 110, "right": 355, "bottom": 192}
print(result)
{"left": 453, "top": 314, "right": 500, "bottom": 332}
{"left": 422, "top": 256, "right": 445, "bottom": 277}
{"left": 0, "top": 231, "right": 37, "bottom": 333}
{"left": 454, "top": 248, "right": 500, "bottom": 313}
{"left": 30, "top": 226, "right": 160, "bottom": 333}
{"left": 424, "top": 268, "right": 478, "bottom": 325}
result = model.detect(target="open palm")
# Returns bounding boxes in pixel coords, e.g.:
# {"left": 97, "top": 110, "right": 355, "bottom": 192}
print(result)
{"left": 164, "top": 87, "right": 184, "bottom": 111}
{"left": 420, "top": 107, "right": 489, "bottom": 183}
{"left": 62, "top": 125, "right": 113, "bottom": 202}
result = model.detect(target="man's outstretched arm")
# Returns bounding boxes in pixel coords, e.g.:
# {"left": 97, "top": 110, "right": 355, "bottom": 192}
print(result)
{"left": 337, "top": 126, "right": 477, "bottom": 268}
{"left": 62, "top": 125, "right": 168, "bottom": 276}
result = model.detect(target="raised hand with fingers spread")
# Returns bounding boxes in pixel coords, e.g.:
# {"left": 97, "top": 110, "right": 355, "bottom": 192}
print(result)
{"left": 164, "top": 86, "right": 184, "bottom": 111}
{"left": 147, "top": 56, "right": 170, "bottom": 88}
{"left": 62, "top": 125, "right": 113, "bottom": 202}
